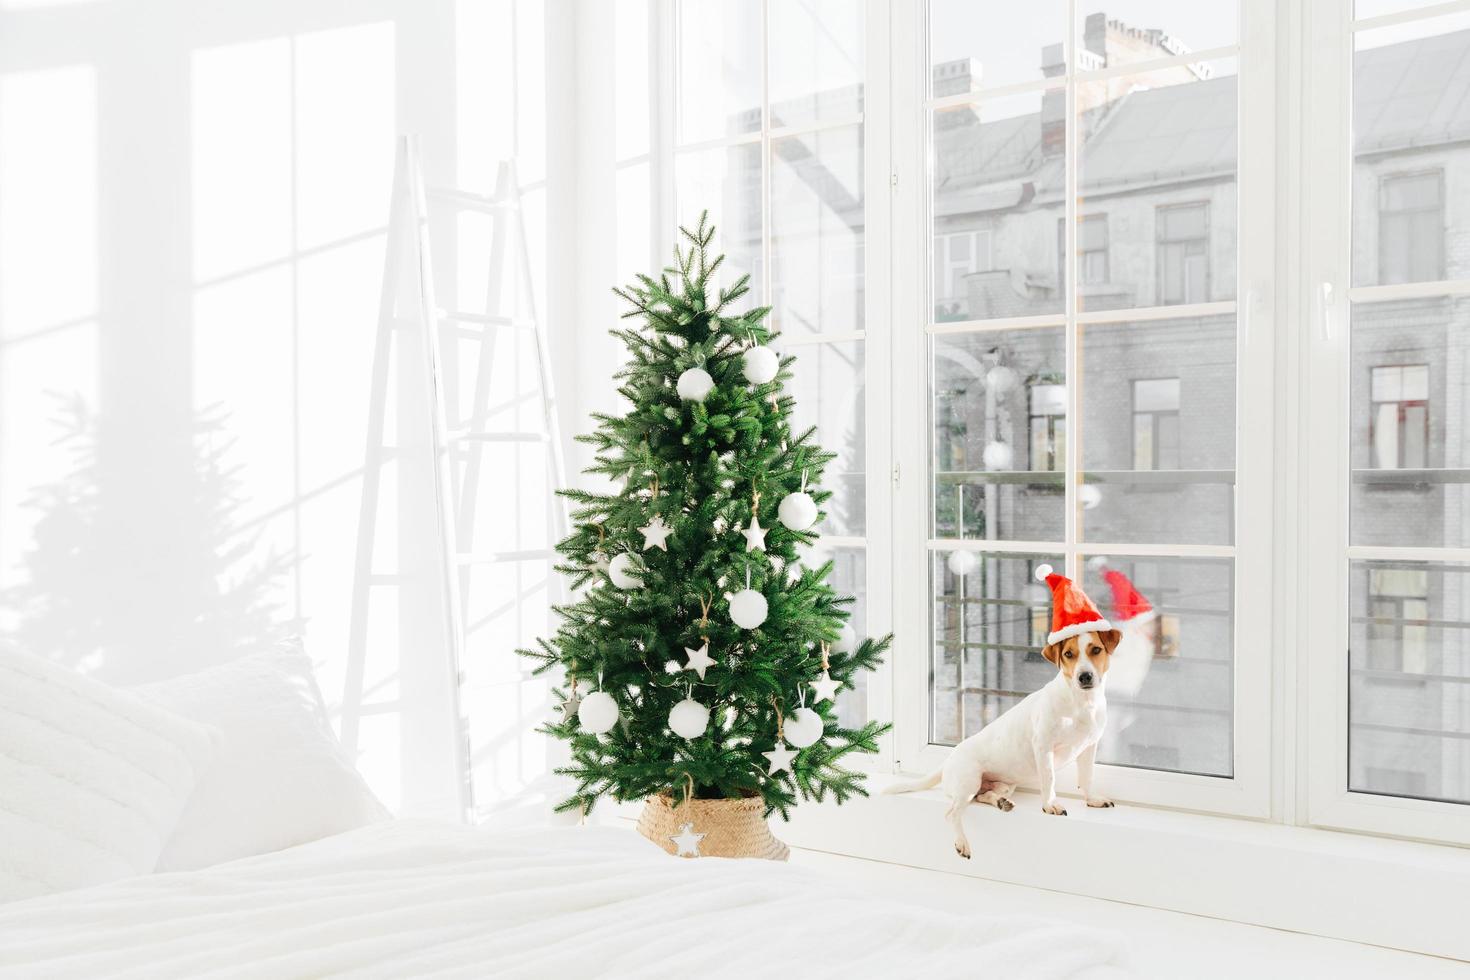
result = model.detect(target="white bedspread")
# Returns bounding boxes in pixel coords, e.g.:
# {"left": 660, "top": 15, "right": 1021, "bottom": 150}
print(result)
{"left": 0, "top": 820, "right": 1131, "bottom": 979}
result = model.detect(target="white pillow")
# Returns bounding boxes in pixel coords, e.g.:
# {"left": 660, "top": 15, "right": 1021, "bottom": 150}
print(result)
{"left": 137, "top": 641, "right": 389, "bottom": 871}
{"left": 0, "top": 643, "right": 219, "bottom": 903}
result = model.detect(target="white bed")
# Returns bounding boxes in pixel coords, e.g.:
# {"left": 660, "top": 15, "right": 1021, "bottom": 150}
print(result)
{"left": 0, "top": 820, "right": 1132, "bottom": 979}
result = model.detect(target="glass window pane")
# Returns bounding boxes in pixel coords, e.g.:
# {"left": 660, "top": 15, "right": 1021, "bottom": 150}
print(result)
{"left": 930, "top": 0, "right": 1066, "bottom": 94}
{"left": 1081, "top": 314, "right": 1236, "bottom": 545}
{"left": 674, "top": 143, "right": 762, "bottom": 297}
{"left": 1133, "top": 377, "right": 1180, "bottom": 412}
{"left": 933, "top": 328, "right": 1066, "bottom": 541}
{"left": 931, "top": 551, "right": 1062, "bottom": 746}
{"left": 1353, "top": 14, "right": 1470, "bottom": 286}
{"left": 933, "top": 91, "right": 1064, "bottom": 322}
{"left": 1078, "top": 3, "right": 1238, "bottom": 63}
{"left": 677, "top": 0, "right": 761, "bottom": 143}
{"left": 784, "top": 340, "right": 865, "bottom": 537}
{"left": 1350, "top": 560, "right": 1470, "bottom": 804}
{"left": 771, "top": 124, "right": 864, "bottom": 336}
{"left": 1078, "top": 60, "right": 1237, "bottom": 312}
{"left": 1351, "top": 301, "right": 1470, "bottom": 546}
{"left": 1082, "top": 555, "right": 1234, "bottom": 778}
{"left": 769, "top": 0, "right": 863, "bottom": 129}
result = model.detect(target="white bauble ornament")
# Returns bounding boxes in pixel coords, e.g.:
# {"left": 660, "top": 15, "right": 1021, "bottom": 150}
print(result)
{"left": 727, "top": 588, "right": 769, "bottom": 630}
{"left": 1079, "top": 484, "right": 1103, "bottom": 510}
{"left": 981, "top": 440, "right": 1014, "bottom": 471}
{"left": 833, "top": 621, "right": 857, "bottom": 655}
{"left": 778, "top": 491, "right": 818, "bottom": 531}
{"left": 676, "top": 367, "right": 714, "bottom": 402}
{"left": 784, "top": 707, "right": 824, "bottom": 748}
{"left": 986, "top": 364, "right": 1018, "bottom": 396}
{"left": 576, "top": 691, "right": 619, "bottom": 734}
{"left": 947, "top": 549, "right": 979, "bottom": 578}
{"left": 669, "top": 697, "right": 711, "bottom": 739}
{"left": 742, "top": 345, "right": 780, "bottom": 385}
{"left": 608, "top": 553, "right": 642, "bottom": 589}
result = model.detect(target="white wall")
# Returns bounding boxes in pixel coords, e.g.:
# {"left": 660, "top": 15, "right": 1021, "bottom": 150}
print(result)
{"left": 0, "top": 0, "right": 571, "bottom": 821}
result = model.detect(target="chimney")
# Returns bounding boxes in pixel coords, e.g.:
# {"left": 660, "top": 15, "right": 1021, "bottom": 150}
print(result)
{"left": 1041, "top": 42, "right": 1065, "bottom": 157}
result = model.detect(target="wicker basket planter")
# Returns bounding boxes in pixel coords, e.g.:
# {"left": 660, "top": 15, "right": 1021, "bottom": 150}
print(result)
{"left": 637, "top": 793, "right": 789, "bottom": 861}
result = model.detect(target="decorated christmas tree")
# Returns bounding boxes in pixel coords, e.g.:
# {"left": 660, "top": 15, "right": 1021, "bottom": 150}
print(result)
{"left": 522, "top": 215, "right": 890, "bottom": 839}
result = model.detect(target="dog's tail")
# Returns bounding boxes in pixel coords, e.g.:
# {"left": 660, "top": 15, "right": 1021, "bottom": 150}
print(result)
{"left": 881, "top": 770, "right": 942, "bottom": 795}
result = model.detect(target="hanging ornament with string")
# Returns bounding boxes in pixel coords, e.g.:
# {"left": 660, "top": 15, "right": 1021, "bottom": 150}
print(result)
{"left": 778, "top": 469, "right": 819, "bottom": 531}
{"left": 741, "top": 490, "right": 768, "bottom": 552}
{"left": 576, "top": 673, "right": 619, "bottom": 734}
{"left": 669, "top": 774, "right": 705, "bottom": 857}
{"left": 669, "top": 684, "right": 711, "bottom": 739}
{"left": 589, "top": 524, "right": 611, "bottom": 577}
{"left": 784, "top": 688, "right": 824, "bottom": 749}
{"left": 608, "top": 553, "right": 642, "bottom": 589}
{"left": 682, "top": 595, "right": 718, "bottom": 679}
{"left": 762, "top": 700, "right": 797, "bottom": 775}
{"left": 808, "top": 642, "right": 841, "bottom": 703}
{"left": 557, "top": 671, "right": 582, "bottom": 721}
{"left": 726, "top": 567, "right": 768, "bottom": 630}
{"left": 742, "top": 331, "right": 780, "bottom": 385}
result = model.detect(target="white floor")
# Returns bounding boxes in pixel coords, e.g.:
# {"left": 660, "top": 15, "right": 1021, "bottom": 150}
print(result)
{"left": 788, "top": 846, "right": 1465, "bottom": 979}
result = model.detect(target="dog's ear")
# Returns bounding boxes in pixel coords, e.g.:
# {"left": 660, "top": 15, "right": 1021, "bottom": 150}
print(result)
{"left": 1042, "top": 641, "right": 1063, "bottom": 666}
{"left": 1098, "top": 629, "right": 1123, "bottom": 655}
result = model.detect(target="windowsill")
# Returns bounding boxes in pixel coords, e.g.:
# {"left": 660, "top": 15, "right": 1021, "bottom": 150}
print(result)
{"left": 759, "top": 773, "right": 1470, "bottom": 961}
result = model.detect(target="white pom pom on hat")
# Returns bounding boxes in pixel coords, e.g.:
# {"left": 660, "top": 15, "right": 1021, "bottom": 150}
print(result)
{"left": 1087, "top": 555, "right": 1110, "bottom": 570}
{"left": 1035, "top": 563, "right": 1054, "bottom": 581}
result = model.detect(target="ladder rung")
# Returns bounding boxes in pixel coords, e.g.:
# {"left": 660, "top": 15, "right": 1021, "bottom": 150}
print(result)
{"left": 453, "top": 431, "right": 548, "bottom": 444}
{"left": 456, "top": 548, "right": 552, "bottom": 566}
{"left": 426, "top": 186, "right": 519, "bottom": 214}
{"left": 438, "top": 309, "right": 535, "bottom": 329}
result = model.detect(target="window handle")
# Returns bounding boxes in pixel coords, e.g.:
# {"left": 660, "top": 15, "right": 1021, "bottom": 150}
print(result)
{"left": 1320, "top": 281, "right": 1335, "bottom": 342}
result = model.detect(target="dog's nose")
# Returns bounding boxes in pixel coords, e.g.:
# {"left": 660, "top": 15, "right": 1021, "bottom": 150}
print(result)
{"left": 1078, "top": 671, "right": 1094, "bottom": 686}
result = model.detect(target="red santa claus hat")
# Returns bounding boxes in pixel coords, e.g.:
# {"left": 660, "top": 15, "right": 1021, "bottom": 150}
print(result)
{"left": 1034, "top": 563, "right": 1111, "bottom": 645}
{"left": 1088, "top": 556, "right": 1158, "bottom": 626}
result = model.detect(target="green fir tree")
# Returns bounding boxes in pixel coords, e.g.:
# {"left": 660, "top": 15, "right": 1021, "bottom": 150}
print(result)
{"left": 521, "top": 214, "right": 891, "bottom": 819}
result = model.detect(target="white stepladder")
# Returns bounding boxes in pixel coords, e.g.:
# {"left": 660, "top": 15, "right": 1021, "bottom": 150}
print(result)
{"left": 341, "top": 135, "right": 569, "bottom": 823}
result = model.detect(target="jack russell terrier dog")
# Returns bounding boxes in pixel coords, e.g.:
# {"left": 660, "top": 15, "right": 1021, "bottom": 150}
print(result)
{"left": 885, "top": 563, "right": 1122, "bottom": 859}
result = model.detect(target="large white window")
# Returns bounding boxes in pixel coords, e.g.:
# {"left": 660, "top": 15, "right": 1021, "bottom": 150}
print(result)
{"left": 1305, "top": 1, "right": 1470, "bottom": 843}
{"left": 889, "top": 0, "right": 1275, "bottom": 816}
{"left": 641, "top": 0, "right": 1470, "bottom": 846}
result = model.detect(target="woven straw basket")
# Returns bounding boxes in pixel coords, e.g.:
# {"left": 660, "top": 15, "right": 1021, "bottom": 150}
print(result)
{"left": 637, "top": 793, "right": 790, "bottom": 861}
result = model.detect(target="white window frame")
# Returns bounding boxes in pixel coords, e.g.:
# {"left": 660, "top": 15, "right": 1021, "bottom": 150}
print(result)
{"left": 1301, "top": 0, "right": 1470, "bottom": 847}
{"left": 890, "top": 0, "right": 1278, "bottom": 820}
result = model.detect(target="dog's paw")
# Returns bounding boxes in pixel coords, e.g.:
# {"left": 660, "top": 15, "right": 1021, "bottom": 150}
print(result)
{"left": 954, "top": 842, "right": 972, "bottom": 859}
{"left": 1042, "top": 802, "right": 1068, "bottom": 816}
{"left": 1086, "top": 797, "right": 1115, "bottom": 808}
{"left": 996, "top": 797, "right": 1015, "bottom": 812}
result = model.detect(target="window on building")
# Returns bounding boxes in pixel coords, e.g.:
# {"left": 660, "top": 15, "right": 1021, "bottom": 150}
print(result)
{"left": 1056, "top": 214, "right": 1109, "bottom": 292}
{"left": 1157, "top": 203, "right": 1210, "bottom": 305}
{"left": 1369, "top": 365, "right": 1428, "bottom": 470}
{"left": 1378, "top": 172, "right": 1443, "bottom": 285}
{"left": 1028, "top": 381, "right": 1066, "bottom": 473}
{"left": 1366, "top": 567, "right": 1429, "bottom": 675}
{"left": 934, "top": 230, "right": 993, "bottom": 308}
{"left": 1132, "top": 378, "right": 1181, "bottom": 470}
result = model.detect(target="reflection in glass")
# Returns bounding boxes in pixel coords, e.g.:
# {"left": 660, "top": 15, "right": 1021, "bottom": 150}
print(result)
{"left": 674, "top": 143, "right": 763, "bottom": 296}
{"left": 1350, "top": 560, "right": 1470, "bottom": 804}
{"left": 1078, "top": 3, "right": 1238, "bottom": 60}
{"left": 1080, "top": 314, "right": 1236, "bottom": 545}
{"left": 1077, "top": 59, "right": 1237, "bottom": 312}
{"left": 932, "top": 91, "right": 1063, "bottom": 322}
{"left": 1082, "top": 555, "right": 1233, "bottom": 777}
{"left": 931, "top": 551, "right": 1061, "bottom": 746}
{"left": 933, "top": 328, "right": 1066, "bottom": 542}
{"left": 1351, "top": 300, "right": 1470, "bottom": 548}
{"left": 930, "top": 0, "right": 1066, "bottom": 94}
{"left": 1354, "top": 17, "right": 1470, "bottom": 287}
{"left": 785, "top": 341, "right": 865, "bottom": 537}
{"left": 677, "top": 0, "right": 761, "bottom": 142}
{"left": 768, "top": 0, "right": 863, "bottom": 129}
{"left": 771, "top": 125, "right": 864, "bottom": 335}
